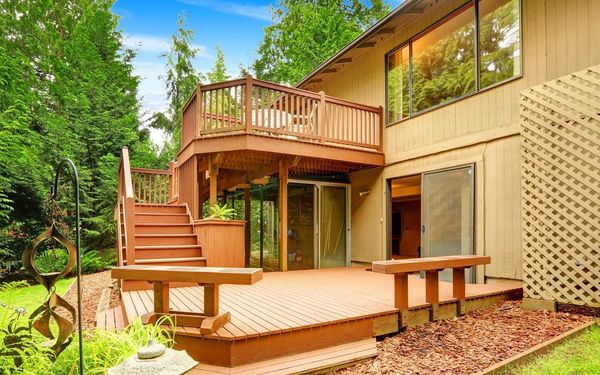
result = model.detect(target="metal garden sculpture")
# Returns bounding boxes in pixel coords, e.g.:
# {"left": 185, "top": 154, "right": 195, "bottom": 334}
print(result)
{"left": 21, "top": 159, "right": 84, "bottom": 373}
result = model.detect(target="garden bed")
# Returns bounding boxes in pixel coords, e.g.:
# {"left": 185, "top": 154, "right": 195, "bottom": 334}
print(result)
{"left": 335, "top": 300, "right": 594, "bottom": 375}
{"left": 63, "top": 270, "right": 120, "bottom": 329}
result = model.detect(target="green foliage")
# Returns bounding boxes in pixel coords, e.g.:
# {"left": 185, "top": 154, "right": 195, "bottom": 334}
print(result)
{"left": 0, "top": 281, "right": 174, "bottom": 374}
{"left": 156, "top": 12, "right": 203, "bottom": 155}
{"left": 208, "top": 204, "right": 235, "bottom": 220}
{"left": 0, "top": 0, "right": 169, "bottom": 275}
{"left": 252, "top": 0, "right": 390, "bottom": 85}
{"left": 207, "top": 45, "right": 230, "bottom": 83}
{"left": 34, "top": 248, "right": 115, "bottom": 275}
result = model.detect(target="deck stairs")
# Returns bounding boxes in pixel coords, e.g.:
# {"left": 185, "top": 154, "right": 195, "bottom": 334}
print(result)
{"left": 118, "top": 203, "right": 206, "bottom": 290}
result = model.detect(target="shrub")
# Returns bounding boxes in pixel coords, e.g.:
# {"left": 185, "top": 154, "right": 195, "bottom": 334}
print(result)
{"left": 208, "top": 203, "right": 234, "bottom": 220}
{"left": 0, "top": 280, "right": 174, "bottom": 374}
{"left": 34, "top": 248, "right": 115, "bottom": 275}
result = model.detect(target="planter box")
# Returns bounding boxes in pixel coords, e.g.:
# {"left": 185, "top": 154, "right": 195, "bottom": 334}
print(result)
{"left": 194, "top": 219, "right": 246, "bottom": 268}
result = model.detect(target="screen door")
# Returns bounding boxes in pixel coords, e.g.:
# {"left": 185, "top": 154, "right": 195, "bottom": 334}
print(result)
{"left": 421, "top": 165, "right": 475, "bottom": 282}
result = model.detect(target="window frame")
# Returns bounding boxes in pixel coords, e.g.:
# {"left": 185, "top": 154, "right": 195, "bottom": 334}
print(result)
{"left": 385, "top": 0, "right": 523, "bottom": 127}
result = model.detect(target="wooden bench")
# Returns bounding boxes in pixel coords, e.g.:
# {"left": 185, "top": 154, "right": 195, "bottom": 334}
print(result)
{"left": 372, "top": 255, "right": 490, "bottom": 326}
{"left": 111, "top": 265, "right": 263, "bottom": 334}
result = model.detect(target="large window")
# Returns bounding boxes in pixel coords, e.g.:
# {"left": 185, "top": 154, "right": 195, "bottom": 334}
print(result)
{"left": 386, "top": 0, "right": 521, "bottom": 124}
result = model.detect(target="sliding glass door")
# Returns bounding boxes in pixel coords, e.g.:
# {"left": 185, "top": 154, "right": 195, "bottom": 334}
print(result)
{"left": 319, "top": 186, "right": 348, "bottom": 268}
{"left": 287, "top": 181, "right": 349, "bottom": 269}
{"left": 421, "top": 165, "right": 474, "bottom": 281}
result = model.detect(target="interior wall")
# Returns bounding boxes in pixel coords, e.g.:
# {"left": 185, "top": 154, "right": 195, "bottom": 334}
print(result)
{"left": 391, "top": 200, "right": 421, "bottom": 258}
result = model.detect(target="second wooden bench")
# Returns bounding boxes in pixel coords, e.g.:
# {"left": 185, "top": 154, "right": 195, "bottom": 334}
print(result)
{"left": 372, "top": 255, "right": 490, "bottom": 326}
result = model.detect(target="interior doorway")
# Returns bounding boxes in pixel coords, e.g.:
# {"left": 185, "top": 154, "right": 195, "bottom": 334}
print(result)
{"left": 390, "top": 175, "right": 422, "bottom": 259}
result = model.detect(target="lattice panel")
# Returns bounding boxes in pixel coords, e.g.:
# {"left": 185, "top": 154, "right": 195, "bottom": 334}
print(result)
{"left": 520, "top": 65, "right": 600, "bottom": 307}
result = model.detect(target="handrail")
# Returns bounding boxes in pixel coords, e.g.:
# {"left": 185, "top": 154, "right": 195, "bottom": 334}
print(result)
{"left": 118, "top": 147, "right": 136, "bottom": 265}
{"left": 187, "top": 76, "right": 383, "bottom": 152}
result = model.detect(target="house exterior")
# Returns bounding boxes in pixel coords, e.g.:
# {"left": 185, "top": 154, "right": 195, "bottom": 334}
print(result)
{"left": 296, "top": 0, "right": 599, "bottom": 307}
{"left": 117, "top": 0, "right": 598, "bottom": 308}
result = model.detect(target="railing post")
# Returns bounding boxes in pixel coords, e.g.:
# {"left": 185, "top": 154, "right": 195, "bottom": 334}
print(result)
{"left": 121, "top": 147, "right": 136, "bottom": 266}
{"left": 318, "top": 91, "right": 325, "bottom": 144}
{"left": 245, "top": 75, "right": 253, "bottom": 133}
{"left": 169, "top": 160, "right": 175, "bottom": 201}
{"left": 378, "top": 106, "right": 384, "bottom": 152}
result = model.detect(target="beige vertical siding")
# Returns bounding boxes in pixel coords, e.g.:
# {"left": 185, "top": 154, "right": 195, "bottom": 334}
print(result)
{"left": 312, "top": 0, "right": 600, "bottom": 280}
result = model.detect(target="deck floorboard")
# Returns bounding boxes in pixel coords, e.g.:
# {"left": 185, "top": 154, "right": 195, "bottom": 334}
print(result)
{"left": 120, "top": 267, "right": 522, "bottom": 341}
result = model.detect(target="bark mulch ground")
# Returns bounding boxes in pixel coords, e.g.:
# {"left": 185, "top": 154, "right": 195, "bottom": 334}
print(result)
{"left": 63, "top": 270, "right": 120, "bottom": 330}
{"left": 335, "top": 300, "right": 594, "bottom": 375}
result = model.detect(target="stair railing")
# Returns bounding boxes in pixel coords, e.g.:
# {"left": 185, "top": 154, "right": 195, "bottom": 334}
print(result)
{"left": 117, "top": 147, "right": 136, "bottom": 266}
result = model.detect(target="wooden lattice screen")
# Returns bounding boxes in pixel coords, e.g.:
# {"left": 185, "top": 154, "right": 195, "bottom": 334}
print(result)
{"left": 520, "top": 65, "right": 600, "bottom": 307}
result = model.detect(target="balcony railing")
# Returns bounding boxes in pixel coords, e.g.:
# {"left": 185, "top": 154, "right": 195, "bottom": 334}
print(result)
{"left": 181, "top": 76, "right": 383, "bottom": 152}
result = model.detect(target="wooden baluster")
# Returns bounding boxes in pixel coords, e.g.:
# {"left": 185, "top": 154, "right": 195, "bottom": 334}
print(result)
{"left": 278, "top": 92, "right": 283, "bottom": 130}
{"left": 245, "top": 76, "right": 252, "bottom": 133}
{"left": 233, "top": 86, "right": 238, "bottom": 127}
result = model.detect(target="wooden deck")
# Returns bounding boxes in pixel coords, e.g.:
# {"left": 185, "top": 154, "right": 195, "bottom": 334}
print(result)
{"left": 114, "top": 267, "right": 522, "bottom": 368}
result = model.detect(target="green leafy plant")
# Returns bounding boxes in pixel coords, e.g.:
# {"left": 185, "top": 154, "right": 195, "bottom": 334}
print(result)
{"left": 35, "top": 248, "right": 115, "bottom": 275}
{"left": 0, "top": 281, "right": 175, "bottom": 374}
{"left": 208, "top": 203, "right": 235, "bottom": 220}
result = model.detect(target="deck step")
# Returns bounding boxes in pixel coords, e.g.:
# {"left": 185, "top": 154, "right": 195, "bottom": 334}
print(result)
{"left": 96, "top": 306, "right": 126, "bottom": 331}
{"left": 135, "top": 223, "right": 194, "bottom": 234}
{"left": 135, "top": 212, "right": 190, "bottom": 224}
{"left": 125, "top": 256, "right": 207, "bottom": 266}
{"left": 135, "top": 233, "right": 197, "bottom": 246}
{"left": 135, "top": 244, "right": 203, "bottom": 259}
{"left": 135, "top": 204, "right": 187, "bottom": 214}
{"left": 189, "top": 338, "right": 377, "bottom": 374}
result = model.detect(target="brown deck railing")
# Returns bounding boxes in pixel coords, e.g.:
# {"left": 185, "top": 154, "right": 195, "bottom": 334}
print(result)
{"left": 181, "top": 76, "right": 383, "bottom": 151}
{"left": 129, "top": 161, "right": 179, "bottom": 205}
{"left": 117, "top": 147, "right": 136, "bottom": 266}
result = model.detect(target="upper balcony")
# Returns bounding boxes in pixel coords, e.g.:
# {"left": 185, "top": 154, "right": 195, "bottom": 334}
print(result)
{"left": 178, "top": 76, "right": 384, "bottom": 171}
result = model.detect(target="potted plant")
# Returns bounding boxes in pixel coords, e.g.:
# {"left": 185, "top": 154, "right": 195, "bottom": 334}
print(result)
{"left": 194, "top": 204, "right": 246, "bottom": 268}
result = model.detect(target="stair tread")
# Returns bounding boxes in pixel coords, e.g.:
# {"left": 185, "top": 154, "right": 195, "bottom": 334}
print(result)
{"left": 135, "top": 233, "right": 196, "bottom": 237}
{"left": 135, "top": 212, "right": 189, "bottom": 216}
{"left": 135, "top": 203, "right": 186, "bottom": 207}
{"left": 135, "top": 223, "right": 193, "bottom": 226}
{"left": 126, "top": 257, "right": 206, "bottom": 264}
{"left": 135, "top": 244, "right": 201, "bottom": 249}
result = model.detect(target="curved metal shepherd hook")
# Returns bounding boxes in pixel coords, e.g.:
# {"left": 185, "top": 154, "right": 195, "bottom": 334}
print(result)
{"left": 52, "top": 159, "right": 84, "bottom": 374}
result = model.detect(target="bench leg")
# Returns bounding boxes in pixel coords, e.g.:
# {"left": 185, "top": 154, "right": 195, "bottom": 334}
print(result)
{"left": 453, "top": 267, "right": 466, "bottom": 315}
{"left": 425, "top": 271, "right": 439, "bottom": 321}
{"left": 204, "top": 283, "right": 219, "bottom": 317}
{"left": 394, "top": 274, "right": 409, "bottom": 328}
{"left": 153, "top": 281, "right": 170, "bottom": 314}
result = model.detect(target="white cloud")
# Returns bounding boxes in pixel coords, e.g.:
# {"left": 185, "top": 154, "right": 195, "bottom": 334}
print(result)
{"left": 178, "top": 0, "right": 271, "bottom": 21}
{"left": 123, "top": 33, "right": 211, "bottom": 58}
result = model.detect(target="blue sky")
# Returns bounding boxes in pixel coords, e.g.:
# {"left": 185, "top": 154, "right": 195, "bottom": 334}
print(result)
{"left": 113, "top": 0, "right": 273, "bottom": 132}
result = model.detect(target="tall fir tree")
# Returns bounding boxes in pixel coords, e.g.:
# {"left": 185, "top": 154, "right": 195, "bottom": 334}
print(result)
{"left": 160, "top": 13, "right": 203, "bottom": 155}
{"left": 207, "top": 46, "right": 230, "bottom": 83}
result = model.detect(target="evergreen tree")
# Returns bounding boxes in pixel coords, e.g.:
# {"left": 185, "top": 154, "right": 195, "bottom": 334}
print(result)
{"left": 160, "top": 13, "right": 203, "bottom": 152}
{"left": 0, "top": 0, "right": 165, "bottom": 273}
{"left": 207, "top": 46, "right": 230, "bottom": 83}
{"left": 252, "top": 0, "right": 390, "bottom": 85}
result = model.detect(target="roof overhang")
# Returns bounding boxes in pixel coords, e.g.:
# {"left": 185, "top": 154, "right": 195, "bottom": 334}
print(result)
{"left": 296, "top": 0, "right": 431, "bottom": 89}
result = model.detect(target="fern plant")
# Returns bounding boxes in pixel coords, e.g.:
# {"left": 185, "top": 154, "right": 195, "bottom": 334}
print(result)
{"left": 208, "top": 204, "right": 234, "bottom": 220}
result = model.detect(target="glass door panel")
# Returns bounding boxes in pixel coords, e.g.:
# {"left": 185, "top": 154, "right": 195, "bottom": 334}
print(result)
{"left": 249, "top": 184, "right": 279, "bottom": 271}
{"left": 422, "top": 166, "right": 474, "bottom": 281}
{"left": 287, "top": 183, "right": 316, "bottom": 270}
{"left": 319, "top": 186, "right": 347, "bottom": 268}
